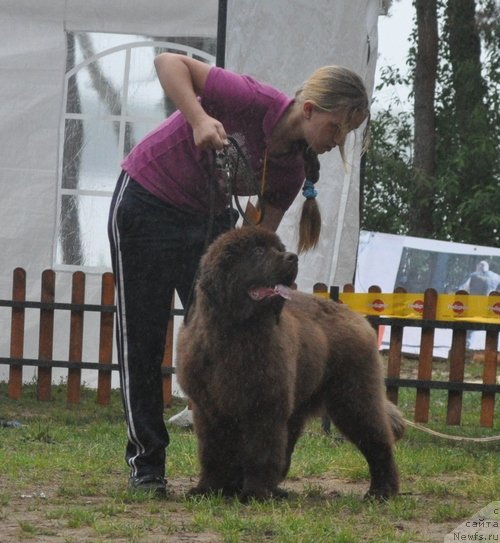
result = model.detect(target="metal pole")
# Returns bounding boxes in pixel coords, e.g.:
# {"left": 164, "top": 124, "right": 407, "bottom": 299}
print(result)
{"left": 216, "top": 0, "right": 228, "bottom": 68}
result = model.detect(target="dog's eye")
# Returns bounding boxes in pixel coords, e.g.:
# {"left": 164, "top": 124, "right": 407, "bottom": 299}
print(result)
{"left": 253, "top": 247, "right": 264, "bottom": 257}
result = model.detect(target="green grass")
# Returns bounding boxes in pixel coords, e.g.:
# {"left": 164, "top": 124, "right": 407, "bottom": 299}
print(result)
{"left": 0, "top": 371, "right": 499, "bottom": 543}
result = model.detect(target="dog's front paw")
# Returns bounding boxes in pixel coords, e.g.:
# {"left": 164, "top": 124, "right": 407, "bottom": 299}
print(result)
{"left": 186, "top": 486, "right": 211, "bottom": 498}
{"left": 187, "top": 484, "right": 242, "bottom": 499}
{"left": 239, "top": 486, "right": 289, "bottom": 503}
{"left": 364, "top": 483, "right": 399, "bottom": 502}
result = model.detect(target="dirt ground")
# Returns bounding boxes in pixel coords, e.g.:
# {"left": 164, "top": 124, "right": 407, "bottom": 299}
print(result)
{"left": 0, "top": 474, "right": 463, "bottom": 543}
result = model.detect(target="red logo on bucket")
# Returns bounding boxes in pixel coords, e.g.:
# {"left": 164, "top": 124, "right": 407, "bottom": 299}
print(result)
{"left": 371, "top": 299, "right": 386, "bottom": 312}
{"left": 450, "top": 300, "right": 465, "bottom": 315}
{"left": 492, "top": 302, "right": 500, "bottom": 316}
{"left": 410, "top": 299, "right": 424, "bottom": 313}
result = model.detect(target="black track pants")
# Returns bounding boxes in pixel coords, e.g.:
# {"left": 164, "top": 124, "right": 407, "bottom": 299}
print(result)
{"left": 107, "top": 172, "right": 208, "bottom": 478}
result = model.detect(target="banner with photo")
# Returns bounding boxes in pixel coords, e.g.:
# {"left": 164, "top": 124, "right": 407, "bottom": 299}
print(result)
{"left": 355, "top": 231, "right": 500, "bottom": 356}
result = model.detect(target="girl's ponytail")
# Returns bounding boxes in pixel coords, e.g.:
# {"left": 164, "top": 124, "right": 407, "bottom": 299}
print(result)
{"left": 298, "top": 146, "right": 321, "bottom": 253}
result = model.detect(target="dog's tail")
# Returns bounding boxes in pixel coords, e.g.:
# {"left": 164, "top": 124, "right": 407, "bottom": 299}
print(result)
{"left": 385, "top": 400, "right": 405, "bottom": 441}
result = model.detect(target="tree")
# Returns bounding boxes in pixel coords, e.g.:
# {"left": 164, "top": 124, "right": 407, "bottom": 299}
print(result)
{"left": 409, "top": 0, "right": 438, "bottom": 238}
{"left": 434, "top": 0, "right": 499, "bottom": 245}
{"left": 362, "top": 0, "right": 499, "bottom": 246}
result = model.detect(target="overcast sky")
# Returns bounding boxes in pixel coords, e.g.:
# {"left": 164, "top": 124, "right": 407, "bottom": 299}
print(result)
{"left": 375, "top": 0, "right": 414, "bottom": 110}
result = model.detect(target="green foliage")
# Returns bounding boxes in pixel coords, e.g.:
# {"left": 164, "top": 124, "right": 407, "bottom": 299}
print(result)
{"left": 363, "top": 0, "right": 499, "bottom": 246}
{"left": 362, "top": 85, "right": 414, "bottom": 235}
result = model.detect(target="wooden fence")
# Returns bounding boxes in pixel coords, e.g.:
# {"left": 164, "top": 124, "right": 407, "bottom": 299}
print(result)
{"left": 0, "top": 269, "right": 178, "bottom": 407}
{"left": 336, "top": 284, "right": 500, "bottom": 428}
{"left": 0, "top": 269, "right": 499, "bottom": 428}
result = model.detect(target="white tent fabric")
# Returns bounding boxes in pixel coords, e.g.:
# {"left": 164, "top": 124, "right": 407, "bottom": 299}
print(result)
{"left": 3, "top": 0, "right": 218, "bottom": 37}
{"left": 0, "top": 0, "right": 217, "bottom": 288}
{"left": 0, "top": 0, "right": 218, "bottom": 386}
{"left": 226, "top": 0, "right": 381, "bottom": 291}
{"left": 0, "top": 0, "right": 383, "bottom": 387}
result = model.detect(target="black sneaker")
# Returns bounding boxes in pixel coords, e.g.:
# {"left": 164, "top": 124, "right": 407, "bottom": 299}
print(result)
{"left": 128, "top": 474, "right": 167, "bottom": 497}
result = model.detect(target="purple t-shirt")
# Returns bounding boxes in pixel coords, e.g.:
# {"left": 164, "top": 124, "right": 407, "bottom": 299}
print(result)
{"left": 121, "top": 67, "right": 304, "bottom": 214}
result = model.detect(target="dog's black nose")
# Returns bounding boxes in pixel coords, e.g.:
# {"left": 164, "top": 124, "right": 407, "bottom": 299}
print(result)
{"left": 284, "top": 252, "right": 298, "bottom": 263}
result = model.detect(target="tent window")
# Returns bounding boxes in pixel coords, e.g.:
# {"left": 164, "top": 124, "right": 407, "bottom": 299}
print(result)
{"left": 55, "top": 32, "right": 215, "bottom": 270}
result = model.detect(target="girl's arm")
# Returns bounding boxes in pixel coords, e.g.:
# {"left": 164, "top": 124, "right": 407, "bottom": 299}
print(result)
{"left": 260, "top": 202, "right": 285, "bottom": 232}
{"left": 154, "top": 53, "right": 228, "bottom": 150}
{"left": 244, "top": 201, "right": 285, "bottom": 232}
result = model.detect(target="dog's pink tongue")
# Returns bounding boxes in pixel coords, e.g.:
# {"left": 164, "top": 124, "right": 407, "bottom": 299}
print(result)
{"left": 248, "top": 284, "right": 292, "bottom": 301}
{"left": 274, "top": 284, "right": 292, "bottom": 299}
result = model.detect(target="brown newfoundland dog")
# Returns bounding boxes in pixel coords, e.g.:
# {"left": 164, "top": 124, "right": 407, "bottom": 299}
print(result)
{"left": 176, "top": 227, "right": 404, "bottom": 501}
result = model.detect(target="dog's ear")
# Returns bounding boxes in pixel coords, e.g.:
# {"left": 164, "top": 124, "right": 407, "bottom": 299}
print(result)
{"left": 197, "top": 261, "right": 221, "bottom": 307}
{"left": 197, "top": 249, "right": 259, "bottom": 322}
{"left": 197, "top": 247, "right": 237, "bottom": 309}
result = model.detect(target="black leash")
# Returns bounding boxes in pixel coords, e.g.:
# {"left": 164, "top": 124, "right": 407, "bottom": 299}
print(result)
{"left": 218, "top": 135, "right": 265, "bottom": 225}
{"left": 183, "top": 138, "right": 265, "bottom": 323}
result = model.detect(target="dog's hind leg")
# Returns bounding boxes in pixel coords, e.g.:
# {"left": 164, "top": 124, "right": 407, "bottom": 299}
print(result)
{"left": 324, "top": 389, "right": 400, "bottom": 500}
{"left": 281, "top": 412, "right": 308, "bottom": 478}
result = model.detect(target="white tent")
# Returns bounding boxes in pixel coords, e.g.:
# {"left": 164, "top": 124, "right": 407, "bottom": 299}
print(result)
{"left": 226, "top": 1, "right": 383, "bottom": 290}
{"left": 0, "top": 0, "right": 388, "bottom": 386}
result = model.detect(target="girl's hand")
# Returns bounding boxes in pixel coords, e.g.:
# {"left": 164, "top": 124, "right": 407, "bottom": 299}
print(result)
{"left": 154, "top": 54, "right": 229, "bottom": 150}
{"left": 192, "top": 116, "right": 229, "bottom": 151}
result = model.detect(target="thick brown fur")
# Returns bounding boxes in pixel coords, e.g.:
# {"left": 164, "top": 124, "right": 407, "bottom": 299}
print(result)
{"left": 176, "top": 227, "right": 404, "bottom": 501}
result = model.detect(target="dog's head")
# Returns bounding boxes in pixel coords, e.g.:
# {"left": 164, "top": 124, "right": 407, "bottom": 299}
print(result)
{"left": 196, "top": 227, "right": 298, "bottom": 323}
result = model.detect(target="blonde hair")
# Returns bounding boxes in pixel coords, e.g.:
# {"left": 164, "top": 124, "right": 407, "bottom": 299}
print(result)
{"left": 295, "top": 65, "right": 370, "bottom": 253}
